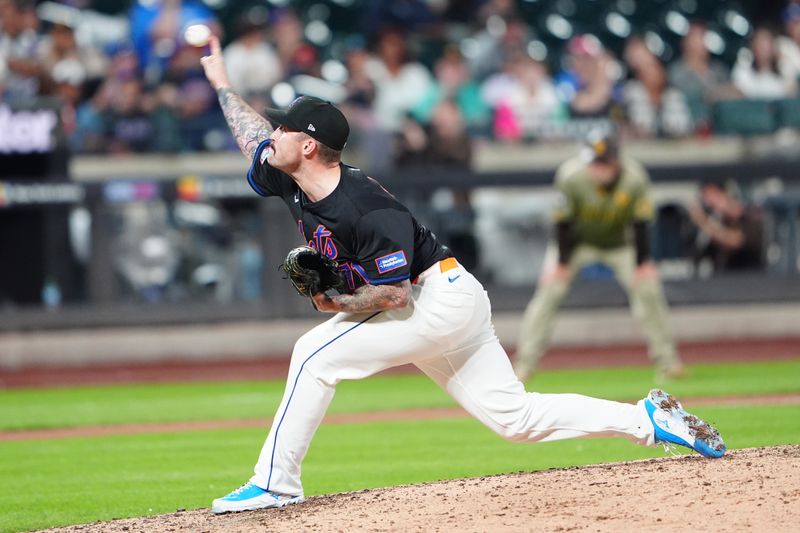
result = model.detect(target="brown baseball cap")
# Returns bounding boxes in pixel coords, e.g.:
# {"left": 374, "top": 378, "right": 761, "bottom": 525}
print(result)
{"left": 585, "top": 129, "right": 620, "bottom": 162}
{"left": 264, "top": 96, "right": 350, "bottom": 151}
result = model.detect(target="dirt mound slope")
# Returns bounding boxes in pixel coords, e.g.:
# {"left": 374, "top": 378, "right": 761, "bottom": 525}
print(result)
{"left": 44, "top": 445, "right": 799, "bottom": 533}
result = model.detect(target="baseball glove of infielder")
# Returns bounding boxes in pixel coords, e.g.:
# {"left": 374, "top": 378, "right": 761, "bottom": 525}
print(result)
{"left": 281, "top": 245, "right": 346, "bottom": 297}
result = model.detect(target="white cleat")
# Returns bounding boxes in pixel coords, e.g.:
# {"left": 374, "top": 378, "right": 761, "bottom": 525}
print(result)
{"left": 211, "top": 482, "right": 304, "bottom": 514}
{"left": 643, "top": 389, "right": 726, "bottom": 458}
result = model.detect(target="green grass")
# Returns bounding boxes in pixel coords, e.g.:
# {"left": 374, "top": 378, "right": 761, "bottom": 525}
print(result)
{"left": 1, "top": 404, "right": 798, "bottom": 533}
{"left": 1, "top": 359, "right": 799, "bottom": 430}
{"left": 0, "top": 359, "right": 799, "bottom": 532}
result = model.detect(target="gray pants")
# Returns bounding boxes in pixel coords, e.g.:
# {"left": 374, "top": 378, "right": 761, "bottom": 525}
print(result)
{"left": 514, "top": 244, "right": 681, "bottom": 380}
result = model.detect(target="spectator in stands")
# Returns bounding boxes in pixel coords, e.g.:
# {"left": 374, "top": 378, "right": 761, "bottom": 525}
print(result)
{"left": 363, "top": 0, "right": 440, "bottom": 38}
{"left": 147, "top": 81, "right": 183, "bottom": 152}
{"left": 271, "top": 8, "right": 308, "bottom": 77}
{"left": 777, "top": 3, "right": 800, "bottom": 87}
{"left": 397, "top": 99, "right": 471, "bottom": 168}
{"left": 338, "top": 38, "right": 385, "bottom": 170}
{"left": 223, "top": 10, "right": 283, "bottom": 100}
{"left": 175, "top": 76, "right": 229, "bottom": 151}
{"left": 129, "top": 0, "right": 220, "bottom": 84}
{"left": 0, "top": 0, "right": 42, "bottom": 101}
{"left": 162, "top": 33, "right": 230, "bottom": 151}
{"left": 341, "top": 37, "right": 376, "bottom": 112}
{"left": 481, "top": 52, "right": 560, "bottom": 141}
{"left": 733, "top": 26, "right": 797, "bottom": 99}
{"left": 668, "top": 21, "right": 739, "bottom": 130}
{"left": 395, "top": 99, "right": 480, "bottom": 271}
{"left": 688, "top": 180, "right": 764, "bottom": 273}
{"left": 72, "top": 47, "right": 139, "bottom": 153}
{"left": 622, "top": 36, "right": 692, "bottom": 138}
{"left": 622, "top": 34, "right": 651, "bottom": 76}
{"left": 426, "top": 100, "right": 472, "bottom": 166}
{"left": 555, "top": 34, "right": 620, "bottom": 119}
{"left": 72, "top": 81, "right": 110, "bottom": 154}
{"left": 50, "top": 57, "right": 85, "bottom": 137}
{"left": 411, "top": 44, "right": 490, "bottom": 135}
{"left": 368, "top": 28, "right": 433, "bottom": 133}
{"left": 466, "top": 16, "right": 531, "bottom": 81}
{"left": 72, "top": 89, "right": 107, "bottom": 153}
{"left": 37, "top": 20, "right": 106, "bottom": 95}
{"left": 288, "top": 43, "right": 322, "bottom": 79}
{"left": 480, "top": 52, "right": 521, "bottom": 140}
{"left": 103, "top": 77, "right": 155, "bottom": 153}
{"left": 270, "top": 8, "right": 318, "bottom": 78}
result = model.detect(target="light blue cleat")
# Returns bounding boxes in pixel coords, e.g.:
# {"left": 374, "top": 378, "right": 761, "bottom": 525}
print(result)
{"left": 643, "top": 389, "right": 726, "bottom": 458}
{"left": 211, "top": 482, "right": 304, "bottom": 514}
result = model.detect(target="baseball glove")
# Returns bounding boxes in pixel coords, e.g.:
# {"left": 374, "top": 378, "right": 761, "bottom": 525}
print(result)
{"left": 281, "top": 246, "right": 346, "bottom": 297}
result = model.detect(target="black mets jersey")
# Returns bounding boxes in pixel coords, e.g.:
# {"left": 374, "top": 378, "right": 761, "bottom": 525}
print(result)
{"left": 247, "top": 140, "right": 451, "bottom": 291}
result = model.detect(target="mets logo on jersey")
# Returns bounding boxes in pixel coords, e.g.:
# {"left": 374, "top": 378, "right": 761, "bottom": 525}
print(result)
{"left": 375, "top": 250, "right": 408, "bottom": 274}
{"left": 308, "top": 224, "right": 339, "bottom": 259}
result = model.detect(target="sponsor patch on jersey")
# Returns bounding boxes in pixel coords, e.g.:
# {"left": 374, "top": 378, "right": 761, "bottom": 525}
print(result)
{"left": 375, "top": 250, "right": 408, "bottom": 274}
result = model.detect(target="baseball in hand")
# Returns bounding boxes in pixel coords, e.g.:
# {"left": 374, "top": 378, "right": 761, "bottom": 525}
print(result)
{"left": 184, "top": 24, "right": 211, "bottom": 47}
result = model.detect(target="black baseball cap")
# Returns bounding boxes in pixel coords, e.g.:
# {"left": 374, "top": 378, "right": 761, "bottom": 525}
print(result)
{"left": 264, "top": 96, "right": 350, "bottom": 151}
{"left": 584, "top": 129, "right": 619, "bottom": 162}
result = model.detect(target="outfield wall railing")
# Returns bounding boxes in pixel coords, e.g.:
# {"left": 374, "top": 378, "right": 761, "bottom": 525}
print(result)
{"left": 1, "top": 137, "right": 799, "bottom": 331}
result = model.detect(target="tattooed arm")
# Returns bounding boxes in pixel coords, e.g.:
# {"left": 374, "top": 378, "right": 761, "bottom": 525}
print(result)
{"left": 312, "top": 280, "right": 412, "bottom": 313}
{"left": 216, "top": 88, "right": 273, "bottom": 160}
{"left": 200, "top": 35, "right": 273, "bottom": 160}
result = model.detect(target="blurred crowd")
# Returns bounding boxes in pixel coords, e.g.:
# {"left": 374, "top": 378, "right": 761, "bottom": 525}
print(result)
{"left": 3, "top": 0, "right": 798, "bottom": 306}
{"left": 1, "top": 0, "right": 800, "bottom": 165}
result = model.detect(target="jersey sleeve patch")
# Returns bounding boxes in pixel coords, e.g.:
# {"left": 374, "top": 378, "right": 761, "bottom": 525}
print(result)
{"left": 633, "top": 193, "right": 654, "bottom": 220}
{"left": 375, "top": 250, "right": 408, "bottom": 274}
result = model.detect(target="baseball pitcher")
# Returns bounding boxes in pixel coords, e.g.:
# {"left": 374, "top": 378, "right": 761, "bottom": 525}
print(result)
{"left": 199, "top": 36, "right": 723, "bottom": 514}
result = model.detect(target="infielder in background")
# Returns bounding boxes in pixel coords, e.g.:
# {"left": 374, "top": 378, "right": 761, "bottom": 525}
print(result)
{"left": 199, "top": 35, "right": 723, "bottom": 514}
{"left": 514, "top": 131, "right": 686, "bottom": 383}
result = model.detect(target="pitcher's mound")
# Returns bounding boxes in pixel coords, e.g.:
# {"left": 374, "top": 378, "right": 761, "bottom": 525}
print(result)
{"left": 50, "top": 445, "right": 800, "bottom": 532}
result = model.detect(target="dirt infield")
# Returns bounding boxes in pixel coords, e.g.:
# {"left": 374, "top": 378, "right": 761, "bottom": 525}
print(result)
{"left": 42, "top": 445, "right": 800, "bottom": 533}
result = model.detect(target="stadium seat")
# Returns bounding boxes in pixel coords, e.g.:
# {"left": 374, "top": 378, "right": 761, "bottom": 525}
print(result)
{"left": 712, "top": 99, "right": 777, "bottom": 135}
{"left": 776, "top": 98, "right": 800, "bottom": 130}
{"left": 652, "top": 203, "right": 692, "bottom": 261}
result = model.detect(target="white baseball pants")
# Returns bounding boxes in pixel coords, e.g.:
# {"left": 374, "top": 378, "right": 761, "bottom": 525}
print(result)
{"left": 251, "top": 261, "right": 655, "bottom": 496}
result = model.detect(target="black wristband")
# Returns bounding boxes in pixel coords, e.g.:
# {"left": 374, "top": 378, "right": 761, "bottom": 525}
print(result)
{"left": 556, "top": 220, "right": 575, "bottom": 265}
{"left": 634, "top": 221, "right": 651, "bottom": 265}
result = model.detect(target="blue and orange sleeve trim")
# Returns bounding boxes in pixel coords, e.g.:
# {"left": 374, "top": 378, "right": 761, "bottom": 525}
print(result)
{"left": 246, "top": 139, "right": 273, "bottom": 197}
